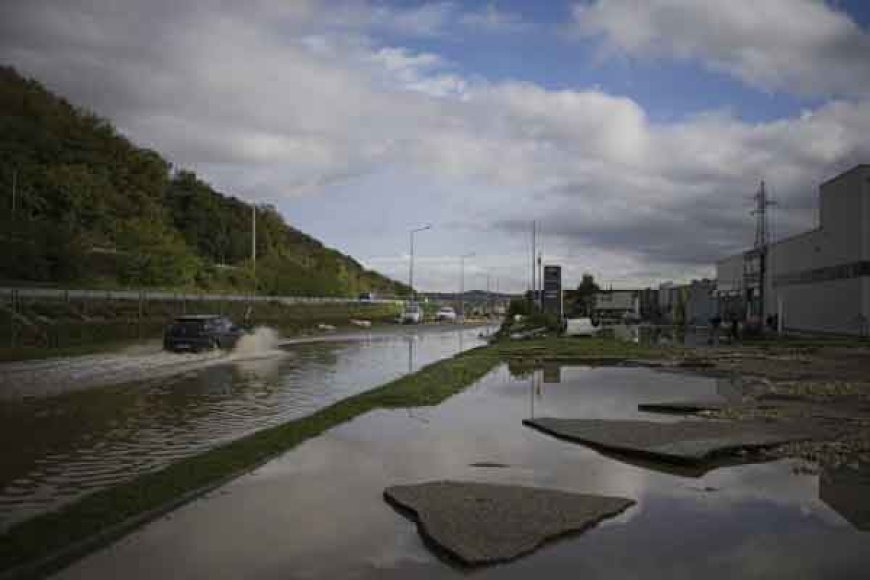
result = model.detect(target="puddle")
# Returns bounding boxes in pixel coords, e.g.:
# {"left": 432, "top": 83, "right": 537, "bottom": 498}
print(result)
{"left": 0, "top": 325, "right": 492, "bottom": 529}
{"left": 54, "top": 364, "right": 870, "bottom": 579}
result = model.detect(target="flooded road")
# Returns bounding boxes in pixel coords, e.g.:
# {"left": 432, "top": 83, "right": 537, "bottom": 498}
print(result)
{"left": 55, "top": 364, "right": 870, "bottom": 579}
{"left": 0, "top": 325, "right": 491, "bottom": 529}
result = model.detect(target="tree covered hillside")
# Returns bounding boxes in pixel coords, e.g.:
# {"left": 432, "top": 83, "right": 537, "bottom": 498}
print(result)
{"left": 0, "top": 66, "right": 407, "bottom": 297}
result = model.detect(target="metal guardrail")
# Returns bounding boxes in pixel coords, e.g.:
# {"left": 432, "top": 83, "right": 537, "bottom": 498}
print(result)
{"left": 0, "top": 287, "right": 403, "bottom": 306}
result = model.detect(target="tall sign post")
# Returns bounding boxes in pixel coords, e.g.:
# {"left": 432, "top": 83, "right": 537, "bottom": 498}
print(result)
{"left": 543, "top": 265, "right": 562, "bottom": 319}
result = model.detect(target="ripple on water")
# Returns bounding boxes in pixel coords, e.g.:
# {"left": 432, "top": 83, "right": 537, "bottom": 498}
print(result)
{"left": 0, "top": 327, "right": 490, "bottom": 528}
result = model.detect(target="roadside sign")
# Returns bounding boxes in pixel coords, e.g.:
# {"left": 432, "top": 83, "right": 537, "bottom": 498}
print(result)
{"left": 543, "top": 265, "right": 562, "bottom": 318}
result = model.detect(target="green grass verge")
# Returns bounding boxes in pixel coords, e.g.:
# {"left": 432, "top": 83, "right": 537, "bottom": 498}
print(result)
{"left": 490, "top": 336, "right": 680, "bottom": 360}
{"left": 0, "top": 346, "right": 501, "bottom": 578}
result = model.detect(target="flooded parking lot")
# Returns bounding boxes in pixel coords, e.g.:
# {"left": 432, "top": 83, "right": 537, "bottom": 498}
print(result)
{"left": 54, "top": 364, "right": 870, "bottom": 579}
{"left": 0, "top": 325, "right": 490, "bottom": 529}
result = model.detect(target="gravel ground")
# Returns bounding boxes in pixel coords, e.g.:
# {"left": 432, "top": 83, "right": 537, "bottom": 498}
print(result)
{"left": 674, "top": 345, "right": 870, "bottom": 470}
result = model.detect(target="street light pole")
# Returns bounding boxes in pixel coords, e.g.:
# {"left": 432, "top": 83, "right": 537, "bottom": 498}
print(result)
{"left": 11, "top": 169, "right": 17, "bottom": 215}
{"left": 251, "top": 203, "right": 257, "bottom": 296}
{"left": 409, "top": 224, "right": 431, "bottom": 300}
{"left": 460, "top": 252, "right": 475, "bottom": 321}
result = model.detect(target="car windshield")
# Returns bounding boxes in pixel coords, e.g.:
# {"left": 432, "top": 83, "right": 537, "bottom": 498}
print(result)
{"left": 170, "top": 320, "right": 206, "bottom": 336}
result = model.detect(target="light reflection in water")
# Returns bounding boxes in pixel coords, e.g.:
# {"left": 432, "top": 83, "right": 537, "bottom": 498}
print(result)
{"left": 54, "top": 364, "right": 870, "bottom": 580}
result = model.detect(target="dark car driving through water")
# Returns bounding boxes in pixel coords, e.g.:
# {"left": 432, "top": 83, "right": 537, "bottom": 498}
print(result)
{"left": 163, "top": 315, "right": 247, "bottom": 352}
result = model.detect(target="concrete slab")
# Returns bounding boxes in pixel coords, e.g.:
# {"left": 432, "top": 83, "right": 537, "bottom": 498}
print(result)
{"left": 524, "top": 418, "right": 812, "bottom": 464}
{"left": 383, "top": 481, "right": 634, "bottom": 566}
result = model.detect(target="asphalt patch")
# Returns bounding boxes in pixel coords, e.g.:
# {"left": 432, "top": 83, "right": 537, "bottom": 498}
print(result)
{"left": 383, "top": 481, "right": 634, "bottom": 566}
{"left": 524, "top": 417, "right": 813, "bottom": 464}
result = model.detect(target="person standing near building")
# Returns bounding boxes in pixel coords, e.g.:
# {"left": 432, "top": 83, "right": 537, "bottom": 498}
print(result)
{"left": 729, "top": 313, "right": 739, "bottom": 343}
{"left": 709, "top": 314, "right": 722, "bottom": 346}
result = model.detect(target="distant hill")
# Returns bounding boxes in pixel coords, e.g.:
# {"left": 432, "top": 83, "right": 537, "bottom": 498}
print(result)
{"left": 0, "top": 66, "right": 408, "bottom": 297}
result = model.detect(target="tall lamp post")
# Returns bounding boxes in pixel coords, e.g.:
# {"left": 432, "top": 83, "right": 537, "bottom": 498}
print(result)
{"left": 459, "top": 252, "right": 475, "bottom": 321}
{"left": 251, "top": 203, "right": 257, "bottom": 295}
{"left": 409, "top": 224, "right": 431, "bottom": 301}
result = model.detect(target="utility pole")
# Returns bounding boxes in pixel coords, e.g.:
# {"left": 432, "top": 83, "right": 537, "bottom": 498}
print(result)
{"left": 531, "top": 221, "right": 537, "bottom": 310}
{"left": 251, "top": 203, "right": 257, "bottom": 295}
{"left": 409, "top": 225, "right": 431, "bottom": 301}
{"left": 486, "top": 273, "right": 491, "bottom": 317}
{"left": 460, "top": 252, "right": 474, "bottom": 321}
{"left": 11, "top": 169, "right": 17, "bottom": 215}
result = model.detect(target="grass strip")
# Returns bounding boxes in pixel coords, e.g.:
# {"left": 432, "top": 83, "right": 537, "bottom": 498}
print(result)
{"left": 0, "top": 346, "right": 501, "bottom": 578}
{"left": 489, "top": 337, "right": 679, "bottom": 360}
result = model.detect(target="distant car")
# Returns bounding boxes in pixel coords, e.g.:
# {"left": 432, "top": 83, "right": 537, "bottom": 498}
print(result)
{"left": 435, "top": 306, "right": 457, "bottom": 322}
{"left": 163, "top": 315, "right": 246, "bottom": 352}
{"left": 399, "top": 302, "right": 423, "bottom": 324}
{"left": 358, "top": 292, "right": 376, "bottom": 302}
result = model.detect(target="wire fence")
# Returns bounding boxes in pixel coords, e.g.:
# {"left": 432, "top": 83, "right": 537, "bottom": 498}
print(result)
{"left": 0, "top": 287, "right": 403, "bottom": 305}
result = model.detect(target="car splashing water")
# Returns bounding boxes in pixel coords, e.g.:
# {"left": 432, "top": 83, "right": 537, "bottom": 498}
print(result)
{"left": 231, "top": 326, "right": 281, "bottom": 357}
{"left": 0, "top": 327, "right": 286, "bottom": 402}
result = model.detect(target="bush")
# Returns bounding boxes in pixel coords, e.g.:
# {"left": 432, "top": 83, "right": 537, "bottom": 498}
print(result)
{"left": 506, "top": 298, "right": 531, "bottom": 318}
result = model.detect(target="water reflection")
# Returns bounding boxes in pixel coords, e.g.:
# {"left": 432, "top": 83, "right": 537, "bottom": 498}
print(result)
{"left": 820, "top": 463, "right": 870, "bottom": 531}
{"left": 57, "top": 364, "right": 870, "bottom": 580}
{"left": 520, "top": 365, "right": 724, "bottom": 423}
{"left": 0, "top": 326, "right": 490, "bottom": 529}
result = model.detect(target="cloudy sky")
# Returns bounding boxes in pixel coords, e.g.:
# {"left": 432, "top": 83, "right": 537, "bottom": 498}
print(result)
{"left": 3, "top": 0, "right": 870, "bottom": 292}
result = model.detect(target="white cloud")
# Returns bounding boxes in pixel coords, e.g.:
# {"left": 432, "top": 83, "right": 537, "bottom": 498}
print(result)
{"left": 459, "top": 3, "right": 528, "bottom": 33}
{"left": 371, "top": 1, "right": 456, "bottom": 37}
{"left": 2, "top": 0, "right": 870, "bottom": 291}
{"left": 368, "top": 46, "right": 467, "bottom": 97}
{"left": 573, "top": 0, "right": 870, "bottom": 98}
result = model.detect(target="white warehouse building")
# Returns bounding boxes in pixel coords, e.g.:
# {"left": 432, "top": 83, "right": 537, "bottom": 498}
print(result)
{"left": 716, "top": 164, "right": 870, "bottom": 336}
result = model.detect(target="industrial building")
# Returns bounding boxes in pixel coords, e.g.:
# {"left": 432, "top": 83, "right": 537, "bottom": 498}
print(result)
{"left": 593, "top": 290, "right": 638, "bottom": 322}
{"left": 658, "top": 280, "right": 717, "bottom": 326}
{"left": 716, "top": 164, "right": 870, "bottom": 336}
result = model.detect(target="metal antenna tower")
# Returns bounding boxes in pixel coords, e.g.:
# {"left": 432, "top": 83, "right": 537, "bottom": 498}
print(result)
{"left": 750, "top": 181, "right": 776, "bottom": 323}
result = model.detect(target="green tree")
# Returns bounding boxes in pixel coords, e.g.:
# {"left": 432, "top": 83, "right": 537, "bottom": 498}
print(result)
{"left": 573, "top": 273, "right": 600, "bottom": 316}
{"left": 0, "top": 66, "right": 409, "bottom": 296}
{"left": 116, "top": 219, "right": 200, "bottom": 286}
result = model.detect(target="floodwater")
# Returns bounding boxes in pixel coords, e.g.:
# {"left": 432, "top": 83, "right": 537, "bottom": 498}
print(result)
{"left": 55, "top": 364, "right": 870, "bottom": 579}
{"left": 0, "top": 325, "right": 491, "bottom": 529}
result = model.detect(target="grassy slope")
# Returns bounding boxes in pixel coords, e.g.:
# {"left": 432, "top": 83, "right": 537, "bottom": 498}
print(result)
{"left": 0, "top": 66, "right": 407, "bottom": 297}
